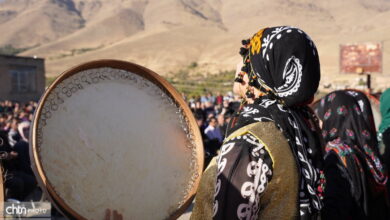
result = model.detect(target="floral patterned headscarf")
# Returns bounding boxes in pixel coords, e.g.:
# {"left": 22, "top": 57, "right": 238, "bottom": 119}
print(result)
{"left": 317, "top": 90, "right": 387, "bottom": 186}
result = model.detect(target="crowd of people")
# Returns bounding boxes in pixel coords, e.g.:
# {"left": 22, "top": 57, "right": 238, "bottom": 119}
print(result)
{"left": 0, "top": 100, "right": 37, "bottom": 201}
{"left": 185, "top": 92, "right": 241, "bottom": 164}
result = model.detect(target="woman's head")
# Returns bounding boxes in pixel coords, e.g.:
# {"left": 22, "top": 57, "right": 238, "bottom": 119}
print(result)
{"left": 236, "top": 26, "right": 320, "bottom": 106}
{"left": 317, "top": 90, "right": 388, "bottom": 186}
{"left": 317, "top": 90, "right": 377, "bottom": 148}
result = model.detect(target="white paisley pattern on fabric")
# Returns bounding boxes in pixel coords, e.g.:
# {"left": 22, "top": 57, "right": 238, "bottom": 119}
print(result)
{"left": 275, "top": 56, "right": 303, "bottom": 97}
{"left": 213, "top": 133, "right": 273, "bottom": 220}
{"left": 260, "top": 27, "right": 317, "bottom": 99}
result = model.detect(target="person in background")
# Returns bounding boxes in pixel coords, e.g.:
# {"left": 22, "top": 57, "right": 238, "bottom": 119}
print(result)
{"left": 0, "top": 101, "right": 38, "bottom": 202}
{"left": 317, "top": 90, "right": 389, "bottom": 219}
{"left": 192, "top": 100, "right": 204, "bottom": 120}
{"left": 216, "top": 92, "right": 224, "bottom": 105}
{"left": 204, "top": 117, "right": 223, "bottom": 145}
{"left": 379, "top": 89, "right": 390, "bottom": 152}
{"left": 379, "top": 88, "right": 390, "bottom": 199}
{"left": 217, "top": 113, "right": 226, "bottom": 137}
{"left": 195, "top": 113, "right": 206, "bottom": 133}
{"left": 14, "top": 121, "right": 32, "bottom": 166}
{"left": 200, "top": 94, "right": 208, "bottom": 103}
{"left": 203, "top": 101, "right": 215, "bottom": 118}
{"left": 196, "top": 113, "right": 219, "bottom": 167}
{"left": 207, "top": 92, "right": 216, "bottom": 104}
{"left": 8, "top": 119, "right": 20, "bottom": 146}
{"left": 1, "top": 124, "right": 36, "bottom": 201}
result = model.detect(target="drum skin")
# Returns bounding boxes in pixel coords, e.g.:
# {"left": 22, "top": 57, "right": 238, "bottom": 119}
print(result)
{"left": 30, "top": 60, "right": 204, "bottom": 220}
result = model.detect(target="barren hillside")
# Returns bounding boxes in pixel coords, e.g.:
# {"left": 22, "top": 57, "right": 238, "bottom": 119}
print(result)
{"left": 1, "top": 0, "right": 390, "bottom": 89}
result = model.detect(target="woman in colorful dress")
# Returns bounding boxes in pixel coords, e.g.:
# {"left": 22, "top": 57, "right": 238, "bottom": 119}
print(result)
{"left": 317, "top": 90, "right": 389, "bottom": 219}
{"left": 379, "top": 88, "right": 390, "bottom": 199}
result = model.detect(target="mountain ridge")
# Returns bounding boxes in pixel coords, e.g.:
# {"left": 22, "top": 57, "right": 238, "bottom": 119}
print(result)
{"left": 1, "top": 0, "right": 390, "bottom": 89}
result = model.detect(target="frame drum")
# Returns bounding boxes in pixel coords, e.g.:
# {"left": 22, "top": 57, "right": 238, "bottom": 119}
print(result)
{"left": 30, "top": 60, "right": 204, "bottom": 219}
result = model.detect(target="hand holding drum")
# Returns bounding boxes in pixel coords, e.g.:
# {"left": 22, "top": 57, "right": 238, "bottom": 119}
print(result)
{"left": 30, "top": 60, "right": 204, "bottom": 219}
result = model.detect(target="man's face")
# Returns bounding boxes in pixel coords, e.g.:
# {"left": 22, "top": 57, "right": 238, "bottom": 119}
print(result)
{"left": 223, "top": 100, "right": 229, "bottom": 108}
{"left": 210, "top": 119, "right": 217, "bottom": 127}
{"left": 217, "top": 115, "right": 224, "bottom": 125}
{"left": 196, "top": 119, "right": 203, "bottom": 127}
{"left": 11, "top": 121, "right": 18, "bottom": 130}
{"left": 19, "top": 112, "right": 26, "bottom": 119}
{"left": 26, "top": 106, "right": 33, "bottom": 112}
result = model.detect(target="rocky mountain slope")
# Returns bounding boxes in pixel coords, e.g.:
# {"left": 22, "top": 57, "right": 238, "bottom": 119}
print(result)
{"left": 1, "top": 0, "right": 390, "bottom": 89}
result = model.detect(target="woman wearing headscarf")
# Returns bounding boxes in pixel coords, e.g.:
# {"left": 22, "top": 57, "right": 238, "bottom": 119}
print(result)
{"left": 378, "top": 89, "right": 390, "bottom": 203}
{"left": 317, "top": 90, "right": 389, "bottom": 219}
{"left": 191, "top": 26, "right": 324, "bottom": 220}
{"left": 344, "top": 90, "right": 377, "bottom": 130}
{"left": 379, "top": 89, "right": 390, "bottom": 143}
{"left": 379, "top": 88, "right": 390, "bottom": 200}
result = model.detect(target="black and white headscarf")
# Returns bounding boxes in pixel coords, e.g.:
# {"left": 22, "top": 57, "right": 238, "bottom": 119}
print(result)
{"left": 214, "top": 26, "right": 324, "bottom": 220}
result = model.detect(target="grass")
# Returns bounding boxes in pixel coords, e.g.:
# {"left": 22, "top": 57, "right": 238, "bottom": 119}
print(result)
{"left": 49, "top": 45, "right": 103, "bottom": 60}
{"left": 0, "top": 44, "right": 38, "bottom": 55}
{"left": 44, "top": 62, "right": 235, "bottom": 96}
{"left": 166, "top": 63, "right": 235, "bottom": 97}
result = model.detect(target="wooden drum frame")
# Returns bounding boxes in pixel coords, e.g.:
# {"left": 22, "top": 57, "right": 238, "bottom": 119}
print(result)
{"left": 30, "top": 60, "right": 204, "bottom": 219}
